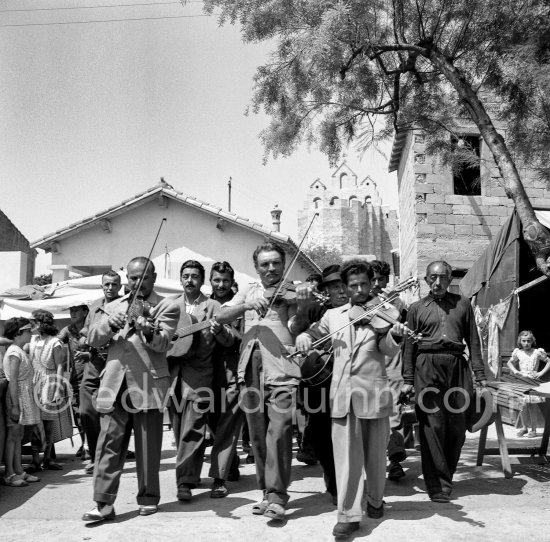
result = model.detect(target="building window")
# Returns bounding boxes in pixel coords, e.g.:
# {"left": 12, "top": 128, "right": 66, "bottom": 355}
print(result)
{"left": 330, "top": 197, "right": 339, "bottom": 206}
{"left": 365, "top": 196, "right": 372, "bottom": 205}
{"left": 313, "top": 197, "right": 321, "bottom": 209}
{"left": 452, "top": 135, "right": 481, "bottom": 196}
{"left": 339, "top": 173, "right": 348, "bottom": 189}
{"left": 349, "top": 196, "right": 357, "bottom": 206}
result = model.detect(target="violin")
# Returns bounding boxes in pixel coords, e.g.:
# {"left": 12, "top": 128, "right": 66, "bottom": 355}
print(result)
{"left": 349, "top": 295, "right": 422, "bottom": 342}
{"left": 263, "top": 281, "right": 297, "bottom": 304}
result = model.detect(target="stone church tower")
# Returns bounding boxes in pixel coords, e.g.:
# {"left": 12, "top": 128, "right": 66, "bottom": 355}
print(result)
{"left": 297, "top": 160, "right": 399, "bottom": 272}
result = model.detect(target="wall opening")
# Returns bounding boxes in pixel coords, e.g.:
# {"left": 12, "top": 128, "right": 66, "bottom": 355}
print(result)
{"left": 452, "top": 135, "right": 481, "bottom": 196}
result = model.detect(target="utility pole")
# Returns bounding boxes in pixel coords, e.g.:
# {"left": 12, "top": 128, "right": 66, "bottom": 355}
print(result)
{"left": 228, "top": 177, "right": 232, "bottom": 212}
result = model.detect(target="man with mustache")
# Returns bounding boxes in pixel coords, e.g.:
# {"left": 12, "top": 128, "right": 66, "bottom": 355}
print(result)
{"left": 401, "top": 260, "right": 486, "bottom": 503}
{"left": 168, "top": 260, "right": 234, "bottom": 502}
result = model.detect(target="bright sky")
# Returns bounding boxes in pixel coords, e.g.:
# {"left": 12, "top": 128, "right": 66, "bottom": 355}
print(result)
{"left": 0, "top": 0, "right": 398, "bottom": 275}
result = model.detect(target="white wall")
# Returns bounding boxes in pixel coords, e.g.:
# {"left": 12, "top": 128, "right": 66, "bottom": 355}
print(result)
{"left": 48, "top": 199, "right": 311, "bottom": 284}
{"left": 0, "top": 251, "right": 27, "bottom": 291}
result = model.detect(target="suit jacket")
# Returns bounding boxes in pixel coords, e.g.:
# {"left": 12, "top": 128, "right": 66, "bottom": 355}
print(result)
{"left": 305, "top": 303, "right": 400, "bottom": 419}
{"left": 168, "top": 293, "right": 234, "bottom": 401}
{"left": 88, "top": 291, "right": 179, "bottom": 413}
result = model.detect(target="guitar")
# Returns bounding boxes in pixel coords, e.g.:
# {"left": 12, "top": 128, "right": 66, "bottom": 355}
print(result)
{"left": 167, "top": 313, "right": 218, "bottom": 357}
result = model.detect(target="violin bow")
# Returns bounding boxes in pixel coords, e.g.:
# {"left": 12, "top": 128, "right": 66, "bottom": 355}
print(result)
{"left": 288, "top": 277, "right": 419, "bottom": 358}
{"left": 127, "top": 217, "right": 167, "bottom": 315}
{"left": 263, "top": 212, "right": 319, "bottom": 315}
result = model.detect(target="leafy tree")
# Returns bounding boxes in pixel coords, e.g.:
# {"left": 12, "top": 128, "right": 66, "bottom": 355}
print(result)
{"left": 304, "top": 245, "right": 344, "bottom": 270}
{"left": 205, "top": 0, "right": 550, "bottom": 274}
{"left": 33, "top": 273, "right": 52, "bottom": 286}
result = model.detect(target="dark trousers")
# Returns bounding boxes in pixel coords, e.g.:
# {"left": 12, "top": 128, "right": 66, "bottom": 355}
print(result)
{"left": 93, "top": 383, "right": 164, "bottom": 506}
{"left": 80, "top": 361, "right": 102, "bottom": 462}
{"left": 241, "top": 350, "right": 295, "bottom": 506}
{"left": 302, "top": 384, "right": 336, "bottom": 496}
{"left": 209, "top": 381, "right": 245, "bottom": 480}
{"left": 414, "top": 353, "right": 472, "bottom": 496}
{"left": 168, "top": 380, "right": 208, "bottom": 489}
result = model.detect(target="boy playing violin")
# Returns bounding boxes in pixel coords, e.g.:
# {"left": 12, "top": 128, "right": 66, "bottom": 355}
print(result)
{"left": 296, "top": 260, "right": 407, "bottom": 539}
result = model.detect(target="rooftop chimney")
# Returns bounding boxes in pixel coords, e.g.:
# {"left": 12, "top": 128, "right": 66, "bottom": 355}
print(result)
{"left": 270, "top": 205, "right": 282, "bottom": 232}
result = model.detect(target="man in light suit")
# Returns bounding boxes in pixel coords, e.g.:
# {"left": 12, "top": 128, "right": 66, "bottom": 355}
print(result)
{"left": 296, "top": 260, "right": 407, "bottom": 540}
{"left": 82, "top": 257, "right": 179, "bottom": 522}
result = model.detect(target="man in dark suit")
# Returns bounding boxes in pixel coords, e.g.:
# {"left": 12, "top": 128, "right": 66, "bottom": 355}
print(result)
{"left": 79, "top": 270, "right": 122, "bottom": 474}
{"left": 167, "top": 260, "right": 234, "bottom": 502}
{"left": 82, "top": 257, "right": 179, "bottom": 522}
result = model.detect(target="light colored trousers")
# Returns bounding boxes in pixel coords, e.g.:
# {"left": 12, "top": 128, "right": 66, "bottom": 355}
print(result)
{"left": 332, "top": 411, "right": 390, "bottom": 523}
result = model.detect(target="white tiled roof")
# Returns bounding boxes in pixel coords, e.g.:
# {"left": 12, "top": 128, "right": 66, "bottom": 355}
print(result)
{"left": 31, "top": 183, "right": 319, "bottom": 273}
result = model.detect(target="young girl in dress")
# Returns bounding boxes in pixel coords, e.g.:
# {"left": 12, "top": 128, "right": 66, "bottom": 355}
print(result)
{"left": 3, "top": 318, "right": 42, "bottom": 486}
{"left": 507, "top": 330, "right": 550, "bottom": 437}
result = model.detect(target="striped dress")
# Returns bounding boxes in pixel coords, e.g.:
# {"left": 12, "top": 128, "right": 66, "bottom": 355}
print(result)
{"left": 4, "top": 344, "right": 41, "bottom": 426}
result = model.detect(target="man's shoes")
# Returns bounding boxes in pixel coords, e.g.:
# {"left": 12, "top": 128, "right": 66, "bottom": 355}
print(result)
{"left": 366, "top": 501, "right": 384, "bottom": 519}
{"left": 177, "top": 484, "right": 193, "bottom": 502}
{"left": 42, "top": 461, "right": 63, "bottom": 471}
{"left": 126, "top": 450, "right": 136, "bottom": 460}
{"left": 332, "top": 521, "right": 360, "bottom": 539}
{"left": 75, "top": 446, "right": 84, "bottom": 458}
{"left": 517, "top": 428, "right": 528, "bottom": 437}
{"left": 84, "top": 462, "right": 95, "bottom": 475}
{"left": 264, "top": 502, "right": 285, "bottom": 520}
{"left": 242, "top": 440, "right": 251, "bottom": 454}
{"left": 210, "top": 479, "right": 228, "bottom": 498}
{"left": 25, "top": 463, "right": 42, "bottom": 474}
{"left": 82, "top": 503, "right": 115, "bottom": 522}
{"left": 138, "top": 505, "right": 158, "bottom": 516}
{"left": 387, "top": 460, "right": 406, "bottom": 481}
{"left": 251, "top": 497, "right": 269, "bottom": 515}
{"left": 526, "top": 431, "right": 538, "bottom": 438}
{"left": 430, "top": 492, "right": 451, "bottom": 503}
{"left": 296, "top": 450, "right": 317, "bottom": 465}
{"left": 245, "top": 453, "right": 255, "bottom": 464}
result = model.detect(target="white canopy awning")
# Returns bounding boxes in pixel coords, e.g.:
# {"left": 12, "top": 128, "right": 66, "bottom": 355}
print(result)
{"left": 0, "top": 272, "right": 184, "bottom": 320}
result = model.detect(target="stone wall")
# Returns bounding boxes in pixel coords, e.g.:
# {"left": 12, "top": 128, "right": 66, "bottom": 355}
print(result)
{"left": 398, "top": 123, "right": 549, "bottom": 297}
{"left": 299, "top": 188, "right": 399, "bottom": 269}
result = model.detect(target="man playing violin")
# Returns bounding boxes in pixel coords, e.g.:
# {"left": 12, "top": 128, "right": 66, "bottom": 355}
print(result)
{"left": 218, "top": 241, "right": 298, "bottom": 521}
{"left": 82, "top": 257, "right": 179, "bottom": 522}
{"left": 290, "top": 264, "right": 348, "bottom": 504}
{"left": 401, "top": 260, "right": 486, "bottom": 504}
{"left": 167, "top": 260, "right": 234, "bottom": 502}
{"left": 296, "top": 260, "right": 407, "bottom": 539}
{"left": 370, "top": 260, "right": 408, "bottom": 482}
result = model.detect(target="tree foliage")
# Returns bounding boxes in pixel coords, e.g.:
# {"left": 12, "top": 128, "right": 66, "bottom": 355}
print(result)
{"left": 205, "top": 0, "right": 550, "bottom": 273}
{"left": 33, "top": 273, "right": 52, "bottom": 286}
{"left": 304, "top": 244, "right": 344, "bottom": 270}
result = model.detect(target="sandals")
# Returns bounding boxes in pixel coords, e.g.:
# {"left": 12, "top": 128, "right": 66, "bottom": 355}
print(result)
{"left": 4, "top": 474, "right": 29, "bottom": 487}
{"left": 252, "top": 498, "right": 269, "bottom": 515}
{"left": 264, "top": 503, "right": 285, "bottom": 520}
{"left": 23, "top": 472, "right": 40, "bottom": 483}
